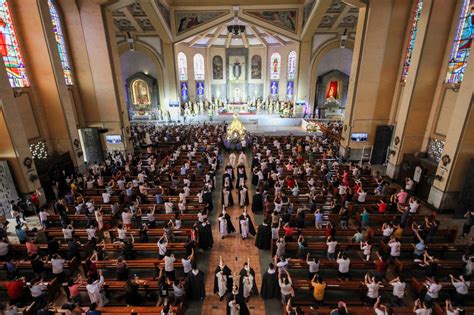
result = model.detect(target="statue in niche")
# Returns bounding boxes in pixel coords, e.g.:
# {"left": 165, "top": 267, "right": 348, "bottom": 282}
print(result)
{"left": 212, "top": 56, "right": 223, "bottom": 80}
{"left": 131, "top": 79, "right": 151, "bottom": 106}
{"left": 325, "top": 79, "right": 341, "bottom": 101}
{"left": 233, "top": 60, "right": 242, "bottom": 80}
{"left": 251, "top": 55, "right": 262, "bottom": 79}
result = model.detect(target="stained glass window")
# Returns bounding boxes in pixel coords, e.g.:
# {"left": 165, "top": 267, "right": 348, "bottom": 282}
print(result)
{"left": 193, "top": 53, "right": 205, "bottom": 81}
{"left": 0, "top": 0, "right": 29, "bottom": 87}
{"left": 401, "top": 0, "right": 424, "bottom": 81}
{"left": 287, "top": 51, "right": 297, "bottom": 80}
{"left": 445, "top": 0, "right": 473, "bottom": 84}
{"left": 177, "top": 52, "right": 187, "bottom": 81}
{"left": 48, "top": 0, "right": 73, "bottom": 85}
{"left": 270, "top": 53, "right": 281, "bottom": 80}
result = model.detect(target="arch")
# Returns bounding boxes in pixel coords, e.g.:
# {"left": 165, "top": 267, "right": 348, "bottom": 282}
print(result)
{"left": 47, "top": 0, "right": 73, "bottom": 85}
{"left": 287, "top": 50, "right": 297, "bottom": 80}
{"left": 193, "top": 53, "right": 205, "bottom": 81}
{"left": 118, "top": 41, "right": 166, "bottom": 111}
{"left": 308, "top": 39, "right": 354, "bottom": 110}
{"left": 177, "top": 52, "right": 187, "bottom": 81}
{"left": 270, "top": 52, "right": 281, "bottom": 80}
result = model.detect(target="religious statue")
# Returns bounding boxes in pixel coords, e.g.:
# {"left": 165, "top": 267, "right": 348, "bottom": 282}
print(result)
{"left": 325, "top": 80, "right": 340, "bottom": 100}
{"left": 131, "top": 79, "right": 151, "bottom": 106}
{"left": 233, "top": 60, "right": 242, "bottom": 80}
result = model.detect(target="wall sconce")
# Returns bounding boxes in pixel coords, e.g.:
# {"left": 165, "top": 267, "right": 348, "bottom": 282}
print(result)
{"left": 441, "top": 154, "right": 451, "bottom": 167}
{"left": 394, "top": 136, "right": 400, "bottom": 146}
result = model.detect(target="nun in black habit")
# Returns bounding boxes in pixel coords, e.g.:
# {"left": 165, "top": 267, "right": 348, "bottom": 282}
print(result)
{"left": 251, "top": 190, "right": 264, "bottom": 213}
{"left": 213, "top": 256, "right": 233, "bottom": 301}
{"left": 251, "top": 167, "right": 259, "bottom": 186}
{"left": 255, "top": 219, "right": 272, "bottom": 250}
{"left": 222, "top": 186, "right": 234, "bottom": 208}
{"left": 197, "top": 218, "right": 213, "bottom": 250}
{"left": 186, "top": 263, "right": 206, "bottom": 300}
{"left": 238, "top": 185, "right": 249, "bottom": 207}
{"left": 227, "top": 294, "right": 250, "bottom": 315}
{"left": 237, "top": 208, "right": 256, "bottom": 240}
{"left": 223, "top": 170, "right": 234, "bottom": 190}
{"left": 260, "top": 263, "right": 279, "bottom": 299}
{"left": 235, "top": 165, "right": 247, "bottom": 187}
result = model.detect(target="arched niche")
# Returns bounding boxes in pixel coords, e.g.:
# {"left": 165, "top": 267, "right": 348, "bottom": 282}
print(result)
{"left": 308, "top": 39, "right": 354, "bottom": 114}
{"left": 125, "top": 73, "right": 159, "bottom": 121}
{"left": 118, "top": 41, "right": 166, "bottom": 113}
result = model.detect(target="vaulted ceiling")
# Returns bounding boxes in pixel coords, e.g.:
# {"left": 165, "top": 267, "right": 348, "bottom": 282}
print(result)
{"left": 107, "top": 0, "right": 360, "bottom": 45}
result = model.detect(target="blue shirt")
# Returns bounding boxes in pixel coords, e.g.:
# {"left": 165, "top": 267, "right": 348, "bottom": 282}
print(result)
{"left": 16, "top": 228, "right": 27, "bottom": 241}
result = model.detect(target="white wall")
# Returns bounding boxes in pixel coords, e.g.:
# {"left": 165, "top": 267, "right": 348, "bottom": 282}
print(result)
{"left": 316, "top": 47, "right": 352, "bottom": 76}
{"left": 120, "top": 50, "right": 159, "bottom": 83}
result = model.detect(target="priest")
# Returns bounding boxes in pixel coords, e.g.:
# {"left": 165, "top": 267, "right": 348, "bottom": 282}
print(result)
{"left": 197, "top": 218, "right": 213, "bottom": 250}
{"left": 186, "top": 263, "right": 206, "bottom": 300}
{"left": 238, "top": 260, "right": 258, "bottom": 301}
{"left": 218, "top": 207, "right": 235, "bottom": 239}
{"left": 214, "top": 256, "right": 233, "bottom": 301}
{"left": 255, "top": 219, "right": 272, "bottom": 250}
{"left": 260, "top": 263, "right": 279, "bottom": 299}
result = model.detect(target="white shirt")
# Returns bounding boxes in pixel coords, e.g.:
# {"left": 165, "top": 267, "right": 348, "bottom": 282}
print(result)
{"left": 62, "top": 228, "right": 74, "bottom": 239}
{"left": 327, "top": 241, "right": 337, "bottom": 253}
{"left": 426, "top": 283, "right": 442, "bottom": 298}
{"left": 389, "top": 242, "right": 401, "bottom": 257}
{"left": 367, "top": 282, "right": 380, "bottom": 298}
{"left": 453, "top": 281, "right": 470, "bottom": 295}
{"left": 86, "top": 275, "right": 105, "bottom": 305}
{"left": 392, "top": 281, "right": 406, "bottom": 298}
{"left": 0, "top": 242, "right": 8, "bottom": 256}
{"left": 164, "top": 256, "right": 175, "bottom": 272}
{"left": 337, "top": 258, "right": 350, "bottom": 273}
{"left": 39, "top": 211, "right": 49, "bottom": 222}
{"left": 158, "top": 241, "right": 167, "bottom": 256}
{"left": 102, "top": 192, "right": 111, "bottom": 203}
{"left": 182, "top": 258, "right": 192, "bottom": 273}
{"left": 358, "top": 192, "right": 367, "bottom": 203}
{"left": 51, "top": 258, "right": 65, "bottom": 274}
{"left": 415, "top": 308, "right": 432, "bottom": 315}
{"left": 307, "top": 261, "right": 320, "bottom": 273}
{"left": 86, "top": 228, "right": 96, "bottom": 240}
{"left": 122, "top": 212, "right": 132, "bottom": 225}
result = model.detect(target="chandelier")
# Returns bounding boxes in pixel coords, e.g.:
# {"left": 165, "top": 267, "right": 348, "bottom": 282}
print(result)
{"left": 227, "top": 24, "right": 246, "bottom": 36}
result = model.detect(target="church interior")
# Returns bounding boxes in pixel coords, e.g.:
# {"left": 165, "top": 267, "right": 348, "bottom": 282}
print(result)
{"left": 0, "top": 0, "right": 473, "bottom": 314}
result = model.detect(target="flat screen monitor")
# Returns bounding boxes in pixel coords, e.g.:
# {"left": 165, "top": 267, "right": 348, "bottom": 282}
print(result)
{"left": 105, "top": 135, "right": 122, "bottom": 144}
{"left": 351, "top": 132, "right": 368, "bottom": 142}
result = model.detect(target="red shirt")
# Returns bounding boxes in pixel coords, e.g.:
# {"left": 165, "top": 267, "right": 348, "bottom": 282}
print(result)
{"left": 5, "top": 280, "right": 24, "bottom": 300}
{"left": 378, "top": 202, "right": 387, "bottom": 213}
{"left": 284, "top": 226, "right": 295, "bottom": 236}
{"left": 375, "top": 259, "right": 388, "bottom": 273}
{"left": 287, "top": 179, "right": 295, "bottom": 189}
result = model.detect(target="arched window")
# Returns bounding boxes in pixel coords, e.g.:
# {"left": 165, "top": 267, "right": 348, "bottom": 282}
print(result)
{"left": 48, "top": 0, "right": 73, "bottom": 85}
{"left": 287, "top": 50, "right": 297, "bottom": 80}
{"left": 401, "top": 0, "right": 424, "bottom": 81}
{"left": 0, "top": 0, "right": 29, "bottom": 87}
{"left": 270, "top": 53, "right": 281, "bottom": 80}
{"left": 445, "top": 0, "right": 473, "bottom": 83}
{"left": 193, "top": 53, "right": 205, "bottom": 81}
{"left": 177, "top": 52, "right": 187, "bottom": 81}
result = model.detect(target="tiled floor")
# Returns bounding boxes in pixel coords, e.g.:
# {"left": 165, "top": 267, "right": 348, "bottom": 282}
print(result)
{"left": 200, "top": 151, "right": 266, "bottom": 315}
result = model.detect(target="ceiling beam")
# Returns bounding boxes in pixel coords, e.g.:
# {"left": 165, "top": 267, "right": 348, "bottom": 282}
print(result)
{"left": 241, "top": 31, "right": 249, "bottom": 48}
{"left": 225, "top": 32, "right": 233, "bottom": 48}
{"left": 330, "top": 4, "right": 352, "bottom": 30}
{"left": 250, "top": 26, "right": 267, "bottom": 47}
{"left": 271, "top": 34, "right": 287, "bottom": 46}
{"left": 207, "top": 25, "right": 225, "bottom": 47}
{"left": 342, "top": 0, "right": 367, "bottom": 8}
{"left": 121, "top": 7, "right": 143, "bottom": 33}
{"left": 301, "top": 0, "right": 332, "bottom": 41}
{"left": 105, "top": 0, "right": 136, "bottom": 12}
{"left": 138, "top": 0, "right": 173, "bottom": 43}
{"left": 188, "top": 33, "right": 206, "bottom": 47}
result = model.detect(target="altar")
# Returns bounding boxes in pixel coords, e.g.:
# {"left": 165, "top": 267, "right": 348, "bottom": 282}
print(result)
{"left": 227, "top": 103, "right": 248, "bottom": 113}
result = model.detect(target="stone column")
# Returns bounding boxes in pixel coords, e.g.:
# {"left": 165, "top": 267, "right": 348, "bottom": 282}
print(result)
{"left": 387, "top": 0, "right": 457, "bottom": 178}
{"left": 0, "top": 58, "right": 41, "bottom": 194}
{"left": 13, "top": 0, "right": 84, "bottom": 168}
{"left": 428, "top": 57, "right": 474, "bottom": 211}
{"left": 340, "top": 0, "right": 411, "bottom": 160}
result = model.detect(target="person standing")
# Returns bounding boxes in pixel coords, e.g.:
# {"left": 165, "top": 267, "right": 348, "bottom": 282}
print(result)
{"left": 278, "top": 269, "right": 293, "bottom": 306}
{"left": 461, "top": 210, "right": 474, "bottom": 237}
{"left": 310, "top": 274, "right": 326, "bottom": 309}
{"left": 389, "top": 276, "right": 406, "bottom": 306}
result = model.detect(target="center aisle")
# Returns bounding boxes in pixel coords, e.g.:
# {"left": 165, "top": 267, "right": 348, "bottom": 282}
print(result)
{"left": 200, "top": 151, "right": 266, "bottom": 315}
